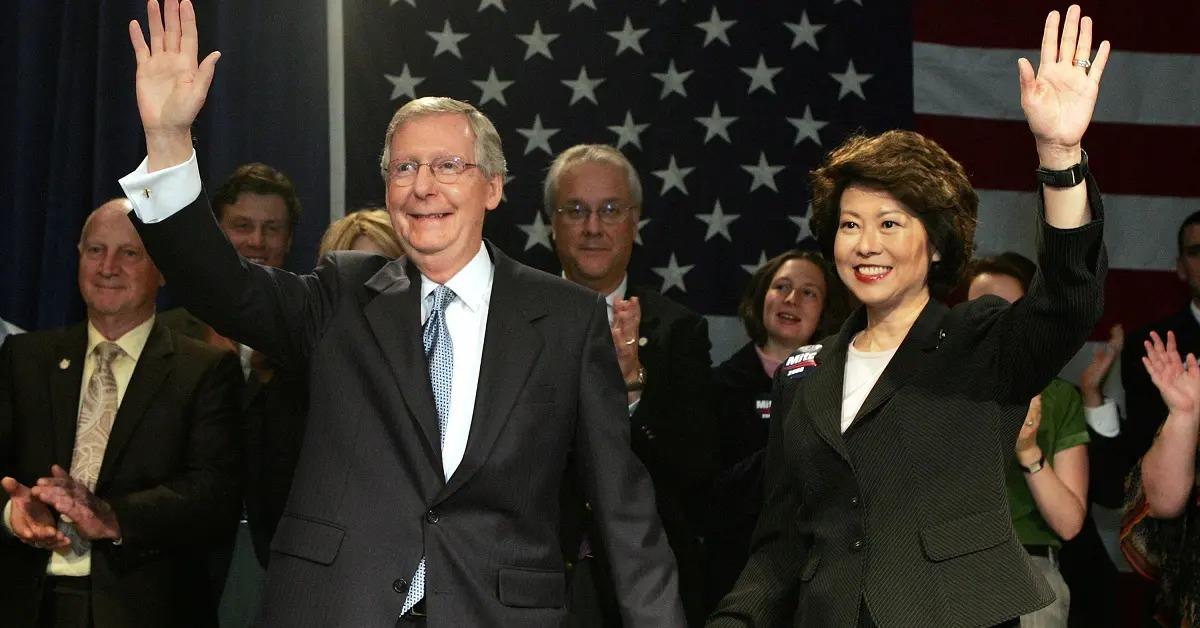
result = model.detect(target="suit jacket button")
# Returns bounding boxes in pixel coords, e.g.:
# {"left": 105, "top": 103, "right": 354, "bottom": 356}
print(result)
{"left": 393, "top": 578, "right": 408, "bottom": 593}
{"left": 850, "top": 496, "right": 860, "bottom": 507}
{"left": 850, "top": 539, "right": 865, "bottom": 552}
{"left": 425, "top": 510, "right": 440, "bottom": 524}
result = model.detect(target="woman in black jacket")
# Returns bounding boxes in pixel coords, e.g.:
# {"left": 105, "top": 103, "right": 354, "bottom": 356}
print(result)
{"left": 708, "top": 6, "right": 1110, "bottom": 627}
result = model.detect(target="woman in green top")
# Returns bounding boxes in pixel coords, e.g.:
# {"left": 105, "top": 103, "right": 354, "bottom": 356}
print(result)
{"left": 967, "top": 254, "right": 1100, "bottom": 628}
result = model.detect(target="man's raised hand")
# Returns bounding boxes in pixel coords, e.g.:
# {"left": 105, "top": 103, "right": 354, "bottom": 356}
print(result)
{"left": 129, "top": 0, "right": 220, "bottom": 171}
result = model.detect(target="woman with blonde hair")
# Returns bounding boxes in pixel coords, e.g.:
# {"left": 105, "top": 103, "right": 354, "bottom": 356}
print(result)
{"left": 317, "top": 208, "right": 405, "bottom": 260}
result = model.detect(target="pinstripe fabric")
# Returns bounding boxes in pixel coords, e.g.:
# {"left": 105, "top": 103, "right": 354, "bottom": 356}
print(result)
{"left": 708, "top": 178, "right": 1107, "bottom": 628}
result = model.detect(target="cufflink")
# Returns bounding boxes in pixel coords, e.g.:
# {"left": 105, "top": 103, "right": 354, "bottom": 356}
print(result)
{"left": 142, "top": 188, "right": 152, "bottom": 199}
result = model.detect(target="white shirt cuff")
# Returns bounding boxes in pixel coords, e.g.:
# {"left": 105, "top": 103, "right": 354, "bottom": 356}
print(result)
{"left": 1084, "top": 399, "right": 1120, "bottom": 438}
{"left": 118, "top": 150, "right": 203, "bottom": 224}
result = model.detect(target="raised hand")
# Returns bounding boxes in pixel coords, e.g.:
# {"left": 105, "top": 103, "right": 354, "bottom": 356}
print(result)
{"left": 610, "top": 296, "right": 643, "bottom": 393}
{"left": 1, "top": 476, "right": 70, "bottom": 551}
{"left": 1142, "top": 331, "right": 1200, "bottom": 419}
{"left": 129, "top": 0, "right": 220, "bottom": 170}
{"left": 32, "top": 465, "right": 122, "bottom": 541}
{"left": 1017, "top": 5, "right": 1111, "bottom": 167}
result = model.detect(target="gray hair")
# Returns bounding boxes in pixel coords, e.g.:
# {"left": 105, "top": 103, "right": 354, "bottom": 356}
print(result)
{"left": 79, "top": 197, "right": 134, "bottom": 245}
{"left": 542, "top": 144, "right": 643, "bottom": 220}
{"left": 378, "top": 97, "right": 507, "bottom": 181}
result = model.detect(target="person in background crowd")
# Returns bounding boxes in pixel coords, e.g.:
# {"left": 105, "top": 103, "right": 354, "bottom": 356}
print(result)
{"left": 317, "top": 207, "right": 405, "bottom": 260}
{"left": 158, "top": 162, "right": 309, "bottom": 625}
{"left": 0, "top": 199, "right": 243, "bottom": 627}
{"left": 967, "top": 253, "right": 1122, "bottom": 628}
{"left": 544, "top": 143, "right": 716, "bottom": 627}
{"left": 1122, "top": 330, "right": 1200, "bottom": 628}
{"left": 709, "top": 6, "right": 1110, "bottom": 626}
{"left": 705, "top": 250, "right": 845, "bottom": 609}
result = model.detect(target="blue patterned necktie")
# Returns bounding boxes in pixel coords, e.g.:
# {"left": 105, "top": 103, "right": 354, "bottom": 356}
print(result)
{"left": 402, "top": 284, "right": 456, "bottom": 616}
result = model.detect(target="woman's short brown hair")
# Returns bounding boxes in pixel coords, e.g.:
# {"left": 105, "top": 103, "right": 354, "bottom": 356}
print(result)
{"left": 738, "top": 250, "right": 847, "bottom": 347}
{"left": 809, "top": 130, "right": 978, "bottom": 299}
{"left": 317, "top": 208, "right": 405, "bottom": 261}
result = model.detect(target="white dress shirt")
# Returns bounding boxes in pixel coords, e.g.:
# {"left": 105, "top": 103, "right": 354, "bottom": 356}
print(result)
{"left": 422, "top": 246, "right": 493, "bottom": 481}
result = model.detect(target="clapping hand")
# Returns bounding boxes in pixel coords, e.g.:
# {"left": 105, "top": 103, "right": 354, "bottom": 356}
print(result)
{"left": 1142, "top": 331, "right": 1200, "bottom": 420}
{"left": 1, "top": 476, "right": 70, "bottom": 551}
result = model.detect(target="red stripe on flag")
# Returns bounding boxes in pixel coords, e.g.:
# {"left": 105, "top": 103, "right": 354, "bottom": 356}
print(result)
{"left": 913, "top": 1, "right": 1200, "bottom": 55}
{"left": 914, "top": 114, "right": 1200, "bottom": 198}
{"left": 1093, "top": 268, "right": 1189, "bottom": 340}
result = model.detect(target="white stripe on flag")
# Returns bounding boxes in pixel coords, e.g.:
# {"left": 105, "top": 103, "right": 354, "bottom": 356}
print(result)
{"left": 327, "top": 0, "right": 346, "bottom": 221}
{"left": 974, "top": 189, "right": 1195, "bottom": 271}
{"left": 914, "top": 42, "right": 1200, "bottom": 126}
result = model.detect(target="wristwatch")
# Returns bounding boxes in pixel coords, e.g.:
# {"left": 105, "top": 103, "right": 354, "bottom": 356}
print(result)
{"left": 1035, "top": 149, "right": 1088, "bottom": 188}
{"left": 626, "top": 366, "right": 647, "bottom": 392}
{"left": 1020, "top": 454, "right": 1046, "bottom": 475}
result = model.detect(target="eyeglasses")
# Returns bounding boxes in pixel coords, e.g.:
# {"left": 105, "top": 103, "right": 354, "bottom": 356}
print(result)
{"left": 554, "top": 201, "right": 634, "bottom": 225}
{"left": 386, "top": 156, "right": 479, "bottom": 186}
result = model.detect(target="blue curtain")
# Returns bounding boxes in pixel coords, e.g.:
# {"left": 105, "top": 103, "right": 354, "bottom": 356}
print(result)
{"left": 1, "top": 0, "right": 330, "bottom": 331}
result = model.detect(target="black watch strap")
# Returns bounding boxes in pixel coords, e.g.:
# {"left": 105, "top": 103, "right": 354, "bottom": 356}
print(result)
{"left": 1036, "top": 149, "right": 1089, "bottom": 188}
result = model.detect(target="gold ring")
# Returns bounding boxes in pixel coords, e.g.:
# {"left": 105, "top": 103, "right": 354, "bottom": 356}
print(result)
{"left": 624, "top": 338, "right": 636, "bottom": 346}
{"left": 1025, "top": 420, "right": 1034, "bottom": 426}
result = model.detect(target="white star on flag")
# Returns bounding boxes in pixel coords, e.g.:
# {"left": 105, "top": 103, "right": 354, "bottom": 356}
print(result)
{"left": 569, "top": 0, "right": 597, "bottom": 10}
{"left": 562, "top": 67, "right": 605, "bottom": 105}
{"left": 518, "top": 211, "right": 553, "bottom": 251}
{"left": 741, "top": 251, "right": 770, "bottom": 275}
{"left": 695, "top": 102, "right": 737, "bottom": 144}
{"left": 740, "top": 54, "right": 783, "bottom": 94}
{"left": 652, "top": 60, "right": 693, "bottom": 98}
{"left": 652, "top": 254, "right": 695, "bottom": 294}
{"left": 516, "top": 21, "right": 559, "bottom": 60}
{"left": 696, "top": 200, "right": 739, "bottom": 242}
{"left": 384, "top": 64, "right": 424, "bottom": 100}
{"left": 741, "top": 152, "right": 785, "bottom": 193}
{"left": 607, "top": 17, "right": 649, "bottom": 56}
{"left": 695, "top": 7, "right": 736, "bottom": 47}
{"left": 652, "top": 156, "right": 694, "bottom": 195}
{"left": 516, "top": 115, "right": 560, "bottom": 155}
{"left": 426, "top": 20, "right": 469, "bottom": 59}
{"left": 791, "top": 213, "right": 814, "bottom": 242}
{"left": 785, "top": 12, "right": 824, "bottom": 51}
{"left": 608, "top": 111, "right": 650, "bottom": 150}
{"left": 471, "top": 67, "right": 514, "bottom": 106}
{"left": 635, "top": 218, "right": 649, "bottom": 245}
{"left": 787, "top": 106, "right": 827, "bottom": 146}
{"left": 478, "top": 0, "right": 505, "bottom": 12}
{"left": 389, "top": 0, "right": 415, "bottom": 6}
{"left": 831, "top": 60, "right": 872, "bottom": 100}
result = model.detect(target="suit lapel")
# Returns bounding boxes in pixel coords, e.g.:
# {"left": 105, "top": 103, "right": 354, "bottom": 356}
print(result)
{"left": 97, "top": 321, "right": 174, "bottom": 490}
{"left": 438, "top": 244, "right": 545, "bottom": 500}
{"left": 847, "top": 299, "right": 949, "bottom": 430}
{"left": 363, "top": 257, "right": 443, "bottom": 469}
{"left": 802, "top": 317, "right": 853, "bottom": 463}
{"left": 50, "top": 326, "right": 88, "bottom": 465}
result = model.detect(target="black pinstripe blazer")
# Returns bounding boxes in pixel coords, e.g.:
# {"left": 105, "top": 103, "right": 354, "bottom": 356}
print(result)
{"left": 709, "top": 183, "right": 1107, "bottom": 628}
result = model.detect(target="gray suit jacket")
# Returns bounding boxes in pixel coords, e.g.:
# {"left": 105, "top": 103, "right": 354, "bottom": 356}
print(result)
{"left": 134, "top": 195, "right": 684, "bottom": 628}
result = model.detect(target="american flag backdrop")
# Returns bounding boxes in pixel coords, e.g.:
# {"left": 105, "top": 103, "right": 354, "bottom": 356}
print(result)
{"left": 333, "top": 0, "right": 1199, "bottom": 364}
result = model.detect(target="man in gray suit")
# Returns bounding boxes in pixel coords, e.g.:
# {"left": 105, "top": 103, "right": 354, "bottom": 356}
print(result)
{"left": 115, "top": 2, "right": 683, "bottom": 626}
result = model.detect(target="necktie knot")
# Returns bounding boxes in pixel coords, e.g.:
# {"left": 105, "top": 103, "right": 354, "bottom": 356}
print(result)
{"left": 430, "top": 285, "right": 457, "bottom": 314}
{"left": 94, "top": 342, "right": 124, "bottom": 368}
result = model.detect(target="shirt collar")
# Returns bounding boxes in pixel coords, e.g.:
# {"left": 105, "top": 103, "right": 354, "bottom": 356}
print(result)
{"left": 86, "top": 314, "right": 156, "bottom": 362}
{"left": 603, "top": 274, "right": 629, "bottom": 310}
{"left": 421, "top": 243, "right": 494, "bottom": 314}
{"left": 1190, "top": 301, "right": 1200, "bottom": 328}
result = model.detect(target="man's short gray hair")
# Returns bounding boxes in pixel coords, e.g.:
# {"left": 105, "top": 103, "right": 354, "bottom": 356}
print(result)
{"left": 541, "top": 144, "right": 643, "bottom": 220}
{"left": 379, "top": 97, "right": 508, "bottom": 181}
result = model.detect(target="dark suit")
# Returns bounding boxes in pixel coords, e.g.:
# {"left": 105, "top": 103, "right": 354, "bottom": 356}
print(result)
{"left": 160, "top": 307, "right": 309, "bottom": 567}
{"left": 133, "top": 195, "right": 684, "bottom": 627}
{"left": 710, "top": 186, "right": 1106, "bottom": 628}
{"left": 0, "top": 319, "right": 243, "bottom": 628}
{"left": 563, "top": 286, "right": 716, "bottom": 626}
